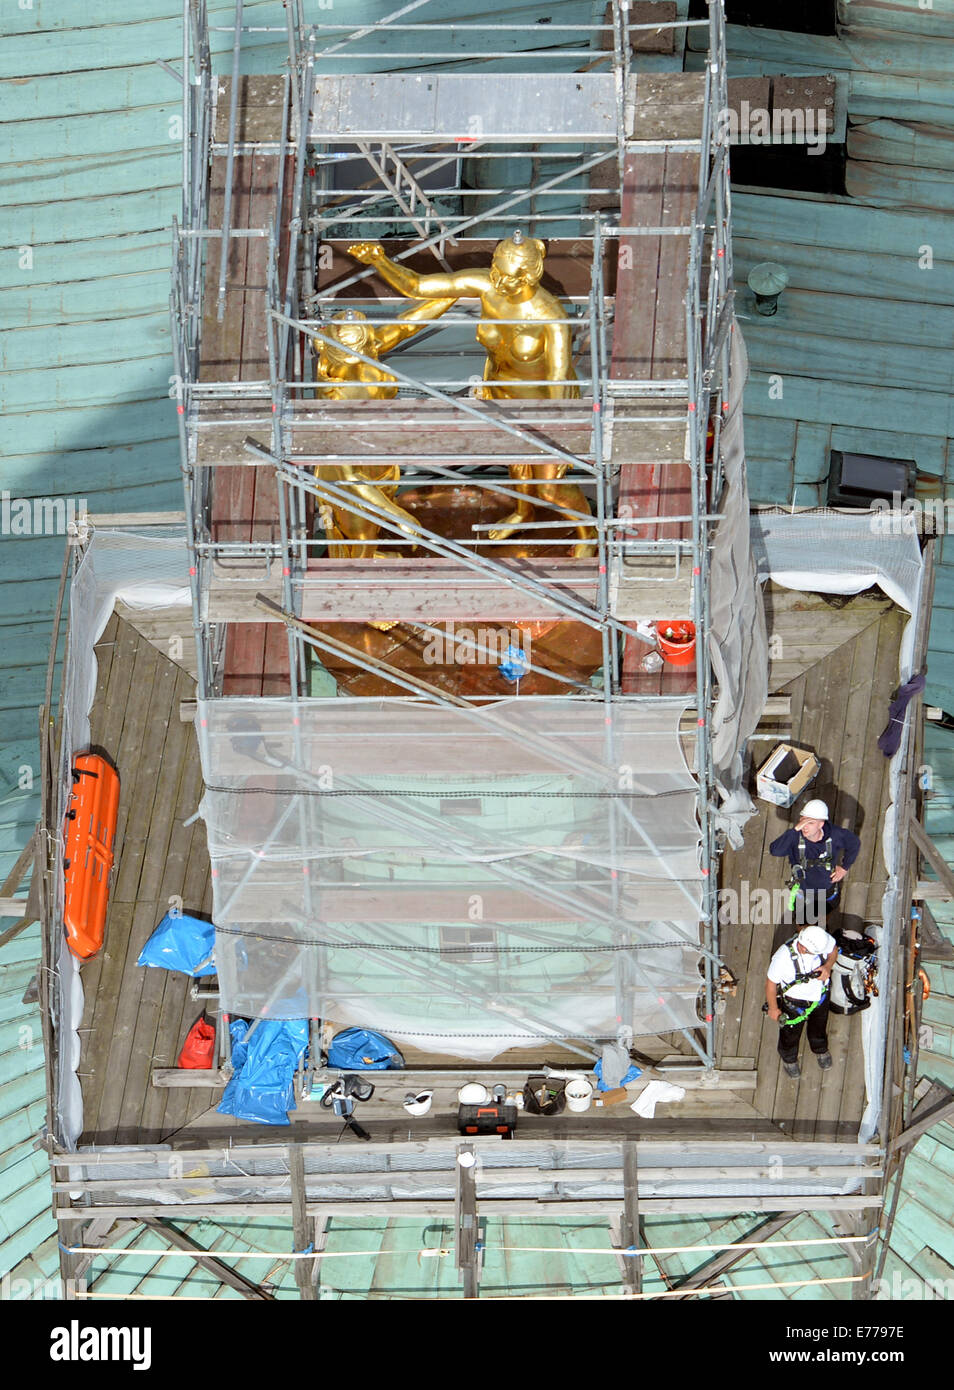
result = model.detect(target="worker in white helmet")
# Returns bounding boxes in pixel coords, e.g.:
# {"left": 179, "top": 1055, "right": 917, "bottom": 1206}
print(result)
{"left": 769, "top": 798, "right": 860, "bottom": 928}
{"left": 765, "top": 924, "right": 839, "bottom": 1078}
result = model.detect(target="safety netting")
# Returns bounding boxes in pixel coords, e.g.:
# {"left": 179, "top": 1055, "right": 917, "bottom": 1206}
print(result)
{"left": 197, "top": 696, "right": 705, "bottom": 1058}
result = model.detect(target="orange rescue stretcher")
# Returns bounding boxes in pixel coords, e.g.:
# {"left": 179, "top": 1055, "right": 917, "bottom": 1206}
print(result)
{"left": 63, "top": 753, "right": 120, "bottom": 959}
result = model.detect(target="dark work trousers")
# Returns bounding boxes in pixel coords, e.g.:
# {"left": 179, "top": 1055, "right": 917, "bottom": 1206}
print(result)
{"left": 777, "top": 995, "right": 830, "bottom": 1064}
{"left": 788, "top": 886, "right": 841, "bottom": 929}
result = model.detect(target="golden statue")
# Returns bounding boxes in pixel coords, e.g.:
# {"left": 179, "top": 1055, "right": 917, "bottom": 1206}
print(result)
{"left": 346, "top": 234, "right": 597, "bottom": 557}
{"left": 312, "top": 304, "right": 452, "bottom": 561}
{"left": 313, "top": 302, "right": 452, "bottom": 402}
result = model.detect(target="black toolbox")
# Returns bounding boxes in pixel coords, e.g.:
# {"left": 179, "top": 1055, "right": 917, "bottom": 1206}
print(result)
{"left": 457, "top": 1102, "right": 517, "bottom": 1137}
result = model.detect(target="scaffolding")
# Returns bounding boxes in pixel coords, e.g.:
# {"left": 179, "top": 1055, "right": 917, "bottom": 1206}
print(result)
{"left": 34, "top": 0, "right": 948, "bottom": 1309}
{"left": 167, "top": 0, "right": 739, "bottom": 1070}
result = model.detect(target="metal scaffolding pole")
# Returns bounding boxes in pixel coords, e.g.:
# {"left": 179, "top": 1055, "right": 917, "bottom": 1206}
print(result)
{"left": 175, "top": 0, "right": 731, "bottom": 1083}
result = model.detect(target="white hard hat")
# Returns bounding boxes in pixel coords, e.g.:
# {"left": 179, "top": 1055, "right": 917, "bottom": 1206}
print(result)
{"left": 797, "top": 926, "right": 831, "bottom": 954}
{"left": 801, "top": 799, "right": 829, "bottom": 820}
{"left": 403, "top": 1090, "right": 433, "bottom": 1117}
{"left": 458, "top": 1082, "right": 488, "bottom": 1105}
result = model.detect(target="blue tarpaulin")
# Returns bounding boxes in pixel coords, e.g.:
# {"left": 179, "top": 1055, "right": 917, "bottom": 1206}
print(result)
{"left": 136, "top": 912, "right": 217, "bottom": 977}
{"left": 593, "top": 1056, "right": 641, "bottom": 1091}
{"left": 216, "top": 1018, "right": 309, "bottom": 1126}
{"left": 327, "top": 1027, "right": 404, "bottom": 1070}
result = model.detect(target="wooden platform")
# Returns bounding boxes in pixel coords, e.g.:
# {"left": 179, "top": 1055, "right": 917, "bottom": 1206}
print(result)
{"left": 76, "top": 613, "right": 214, "bottom": 1145}
{"left": 70, "top": 589, "right": 900, "bottom": 1149}
{"left": 718, "top": 592, "right": 907, "bottom": 1140}
{"left": 612, "top": 75, "right": 701, "bottom": 693}
{"left": 202, "top": 89, "right": 295, "bottom": 695}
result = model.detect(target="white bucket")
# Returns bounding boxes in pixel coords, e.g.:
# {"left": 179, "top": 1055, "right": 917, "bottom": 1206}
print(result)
{"left": 564, "top": 1077, "right": 594, "bottom": 1113}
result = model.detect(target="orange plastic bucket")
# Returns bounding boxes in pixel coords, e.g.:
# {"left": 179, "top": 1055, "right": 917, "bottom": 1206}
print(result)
{"left": 656, "top": 621, "right": 696, "bottom": 667}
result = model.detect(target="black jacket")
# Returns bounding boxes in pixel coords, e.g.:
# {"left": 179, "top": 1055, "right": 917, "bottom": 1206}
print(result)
{"left": 769, "top": 822, "right": 861, "bottom": 891}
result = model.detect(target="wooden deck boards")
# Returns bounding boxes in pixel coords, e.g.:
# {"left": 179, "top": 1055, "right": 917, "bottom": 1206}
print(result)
{"left": 202, "top": 135, "right": 294, "bottom": 696}
{"left": 613, "top": 146, "right": 697, "bottom": 696}
{"left": 718, "top": 595, "right": 906, "bottom": 1139}
{"left": 78, "top": 614, "right": 214, "bottom": 1146}
{"left": 72, "top": 594, "right": 907, "bottom": 1147}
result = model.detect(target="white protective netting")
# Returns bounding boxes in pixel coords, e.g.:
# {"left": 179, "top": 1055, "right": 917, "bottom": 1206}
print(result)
{"left": 197, "top": 696, "right": 705, "bottom": 1057}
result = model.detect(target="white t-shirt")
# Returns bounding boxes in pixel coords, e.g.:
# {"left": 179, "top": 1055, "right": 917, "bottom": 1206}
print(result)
{"left": 767, "top": 932, "right": 836, "bottom": 1001}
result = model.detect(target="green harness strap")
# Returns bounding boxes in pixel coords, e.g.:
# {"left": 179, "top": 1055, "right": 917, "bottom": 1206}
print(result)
{"left": 777, "top": 939, "right": 828, "bottom": 1025}
{"left": 777, "top": 994, "right": 825, "bottom": 1026}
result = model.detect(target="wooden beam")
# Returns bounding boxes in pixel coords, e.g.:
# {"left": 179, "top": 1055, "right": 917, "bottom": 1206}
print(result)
{"left": 888, "top": 1086, "right": 954, "bottom": 1156}
{"left": 55, "top": 1195, "right": 883, "bottom": 1220}
{"left": 68, "top": 1217, "right": 133, "bottom": 1284}
{"left": 669, "top": 1213, "right": 795, "bottom": 1297}
{"left": 914, "top": 881, "right": 953, "bottom": 902}
{"left": 51, "top": 1138, "right": 883, "bottom": 1166}
{"left": 830, "top": 1211, "right": 864, "bottom": 1273}
{"left": 0, "top": 896, "right": 31, "bottom": 917}
{"left": 0, "top": 831, "right": 40, "bottom": 944}
{"left": 0, "top": 917, "right": 34, "bottom": 950}
{"left": 848, "top": 1177, "right": 883, "bottom": 1301}
{"left": 206, "top": 560, "right": 605, "bottom": 626}
{"left": 152, "top": 1068, "right": 230, "bottom": 1088}
{"left": 312, "top": 1215, "right": 329, "bottom": 1298}
{"left": 873, "top": 1083, "right": 951, "bottom": 1289}
{"left": 55, "top": 1163, "right": 880, "bottom": 1195}
{"left": 909, "top": 815, "right": 954, "bottom": 902}
{"left": 289, "top": 1145, "right": 318, "bottom": 1301}
{"left": 919, "top": 902, "right": 954, "bottom": 962}
{"left": 87, "top": 512, "right": 187, "bottom": 527}
{"left": 455, "top": 1146, "right": 480, "bottom": 1300}
{"left": 0, "top": 834, "right": 36, "bottom": 900}
{"left": 620, "top": 1141, "right": 641, "bottom": 1295}
{"left": 143, "top": 1218, "right": 274, "bottom": 1300}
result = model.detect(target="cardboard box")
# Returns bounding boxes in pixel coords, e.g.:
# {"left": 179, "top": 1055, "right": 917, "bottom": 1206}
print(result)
{"left": 756, "top": 743, "right": 820, "bottom": 808}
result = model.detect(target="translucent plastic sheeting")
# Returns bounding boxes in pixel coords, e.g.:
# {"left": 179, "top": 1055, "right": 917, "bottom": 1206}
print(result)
{"left": 197, "top": 696, "right": 706, "bottom": 1057}
{"left": 750, "top": 509, "right": 922, "bottom": 639}
{"left": 708, "top": 323, "right": 769, "bottom": 847}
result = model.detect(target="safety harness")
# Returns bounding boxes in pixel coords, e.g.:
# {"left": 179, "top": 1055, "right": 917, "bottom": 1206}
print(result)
{"left": 788, "top": 832, "right": 836, "bottom": 911}
{"left": 773, "top": 940, "right": 829, "bottom": 1027}
{"left": 791, "top": 832, "right": 834, "bottom": 881}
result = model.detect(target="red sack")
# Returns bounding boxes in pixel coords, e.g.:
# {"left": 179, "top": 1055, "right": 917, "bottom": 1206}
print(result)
{"left": 177, "top": 1015, "right": 216, "bottom": 1069}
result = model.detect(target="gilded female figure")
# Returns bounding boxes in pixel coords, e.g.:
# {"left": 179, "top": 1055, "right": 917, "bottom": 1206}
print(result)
{"left": 312, "top": 303, "right": 452, "bottom": 559}
{"left": 346, "top": 234, "right": 597, "bottom": 557}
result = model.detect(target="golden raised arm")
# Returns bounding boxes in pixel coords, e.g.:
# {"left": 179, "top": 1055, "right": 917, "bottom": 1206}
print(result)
{"left": 374, "top": 296, "right": 458, "bottom": 354}
{"left": 347, "top": 242, "right": 487, "bottom": 300}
